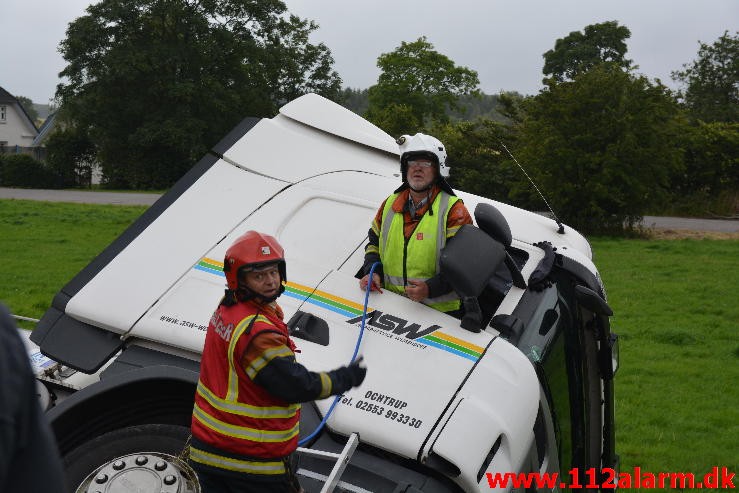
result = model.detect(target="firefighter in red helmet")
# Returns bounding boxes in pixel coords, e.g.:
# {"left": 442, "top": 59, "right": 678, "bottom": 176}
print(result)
{"left": 191, "top": 231, "right": 366, "bottom": 492}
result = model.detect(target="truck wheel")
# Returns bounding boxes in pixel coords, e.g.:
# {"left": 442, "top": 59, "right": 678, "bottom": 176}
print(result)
{"left": 64, "top": 423, "right": 197, "bottom": 492}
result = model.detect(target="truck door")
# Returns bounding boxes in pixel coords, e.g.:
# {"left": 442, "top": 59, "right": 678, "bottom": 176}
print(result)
{"left": 512, "top": 267, "right": 614, "bottom": 488}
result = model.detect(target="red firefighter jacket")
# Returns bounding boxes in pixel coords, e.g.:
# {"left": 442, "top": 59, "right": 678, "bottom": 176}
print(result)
{"left": 191, "top": 299, "right": 301, "bottom": 474}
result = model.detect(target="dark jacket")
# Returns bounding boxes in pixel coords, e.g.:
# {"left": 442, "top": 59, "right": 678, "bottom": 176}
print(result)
{"left": 0, "top": 303, "right": 67, "bottom": 493}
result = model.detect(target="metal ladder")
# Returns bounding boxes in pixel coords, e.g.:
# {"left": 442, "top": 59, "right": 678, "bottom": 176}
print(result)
{"left": 295, "top": 433, "right": 360, "bottom": 493}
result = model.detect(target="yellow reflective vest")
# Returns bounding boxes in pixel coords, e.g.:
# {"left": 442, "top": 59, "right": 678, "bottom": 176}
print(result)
{"left": 378, "top": 191, "right": 461, "bottom": 312}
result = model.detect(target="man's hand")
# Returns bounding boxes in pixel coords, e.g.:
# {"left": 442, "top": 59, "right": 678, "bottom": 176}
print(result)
{"left": 359, "top": 273, "right": 383, "bottom": 293}
{"left": 329, "top": 356, "right": 368, "bottom": 394}
{"left": 347, "top": 356, "right": 367, "bottom": 386}
{"left": 405, "top": 281, "right": 429, "bottom": 302}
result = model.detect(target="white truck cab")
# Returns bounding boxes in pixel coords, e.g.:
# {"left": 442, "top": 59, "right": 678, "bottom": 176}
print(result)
{"left": 29, "top": 93, "right": 618, "bottom": 492}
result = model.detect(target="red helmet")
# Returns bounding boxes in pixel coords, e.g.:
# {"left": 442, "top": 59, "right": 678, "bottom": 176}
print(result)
{"left": 223, "top": 231, "right": 286, "bottom": 291}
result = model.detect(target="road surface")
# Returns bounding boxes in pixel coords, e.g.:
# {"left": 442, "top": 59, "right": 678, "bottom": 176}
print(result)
{"left": 2, "top": 187, "right": 737, "bottom": 233}
{"left": 0, "top": 187, "right": 160, "bottom": 206}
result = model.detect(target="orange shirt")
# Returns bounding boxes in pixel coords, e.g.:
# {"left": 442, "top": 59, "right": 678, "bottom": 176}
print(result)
{"left": 371, "top": 186, "right": 472, "bottom": 240}
{"left": 241, "top": 302, "right": 288, "bottom": 370}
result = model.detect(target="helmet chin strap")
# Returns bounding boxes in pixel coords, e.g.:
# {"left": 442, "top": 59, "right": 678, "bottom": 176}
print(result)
{"left": 235, "top": 281, "right": 285, "bottom": 304}
{"left": 409, "top": 183, "right": 432, "bottom": 193}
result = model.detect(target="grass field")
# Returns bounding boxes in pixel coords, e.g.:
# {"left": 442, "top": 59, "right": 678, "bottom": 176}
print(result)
{"left": 0, "top": 200, "right": 148, "bottom": 326}
{"left": 1, "top": 199, "right": 737, "bottom": 486}
{"left": 591, "top": 237, "right": 738, "bottom": 484}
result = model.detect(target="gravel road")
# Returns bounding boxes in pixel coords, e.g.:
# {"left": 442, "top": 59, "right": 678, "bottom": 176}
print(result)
{"left": 0, "top": 187, "right": 161, "bottom": 206}
{"left": 2, "top": 187, "right": 737, "bottom": 233}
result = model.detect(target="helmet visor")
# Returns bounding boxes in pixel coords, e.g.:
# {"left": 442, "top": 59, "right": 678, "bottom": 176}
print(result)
{"left": 407, "top": 158, "right": 434, "bottom": 169}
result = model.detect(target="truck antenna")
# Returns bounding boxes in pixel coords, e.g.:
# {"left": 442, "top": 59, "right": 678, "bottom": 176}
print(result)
{"left": 499, "top": 141, "right": 565, "bottom": 234}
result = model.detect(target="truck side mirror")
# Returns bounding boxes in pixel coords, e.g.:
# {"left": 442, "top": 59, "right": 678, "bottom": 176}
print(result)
{"left": 575, "top": 285, "right": 618, "bottom": 380}
{"left": 475, "top": 203, "right": 526, "bottom": 289}
{"left": 474, "top": 203, "right": 512, "bottom": 247}
{"left": 440, "top": 225, "right": 506, "bottom": 332}
{"left": 574, "top": 285, "right": 613, "bottom": 316}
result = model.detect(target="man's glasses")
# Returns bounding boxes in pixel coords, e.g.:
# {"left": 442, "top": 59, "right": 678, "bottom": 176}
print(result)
{"left": 407, "top": 160, "right": 433, "bottom": 169}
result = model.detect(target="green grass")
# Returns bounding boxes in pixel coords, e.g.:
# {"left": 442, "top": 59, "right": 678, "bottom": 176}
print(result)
{"left": 1, "top": 199, "right": 736, "bottom": 484}
{"left": 0, "top": 199, "right": 147, "bottom": 327}
{"left": 591, "top": 238, "right": 739, "bottom": 483}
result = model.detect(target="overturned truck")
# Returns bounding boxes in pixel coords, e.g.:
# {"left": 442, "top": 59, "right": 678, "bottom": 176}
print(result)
{"left": 29, "top": 94, "right": 619, "bottom": 492}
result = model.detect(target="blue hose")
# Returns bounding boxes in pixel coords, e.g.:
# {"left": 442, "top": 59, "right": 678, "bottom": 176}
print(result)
{"left": 297, "top": 261, "right": 379, "bottom": 447}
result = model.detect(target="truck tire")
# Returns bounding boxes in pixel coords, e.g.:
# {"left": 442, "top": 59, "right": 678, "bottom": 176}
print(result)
{"left": 63, "top": 423, "right": 191, "bottom": 491}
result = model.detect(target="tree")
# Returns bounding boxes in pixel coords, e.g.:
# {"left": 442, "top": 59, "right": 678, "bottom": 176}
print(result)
{"left": 15, "top": 95, "right": 39, "bottom": 123}
{"left": 447, "top": 92, "right": 513, "bottom": 123}
{"left": 543, "top": 21, "right": 632, "bottom": 85}
{"left": 339, "top": 87, "right": 369, "bottom": 116}
{"left": 45, "top": 124, "right": 97, "bottom": 188}
{"left": 429, "top": 118, "right": 519, "bottom": 201}
{"left": 514, "top": 65, "right": 685, "bottom": 233}
{"left": 675, "top": 121, "right": 739, "bottom": 214}
{"left": 365, "top": 37, "right": 479, "bottom": 135}
{"left": 56, "top": 0, "right": 342, "bottom": 189}
{"left": 672, "top": 31, "right": 739, "bottom": 123}
{"left": 365, "top": 103, "right": 421, "bottom": 138}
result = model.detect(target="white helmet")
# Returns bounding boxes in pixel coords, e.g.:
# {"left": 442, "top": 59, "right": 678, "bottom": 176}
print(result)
{"left": 397, "top": 133, "right": 450, "bottom": 178}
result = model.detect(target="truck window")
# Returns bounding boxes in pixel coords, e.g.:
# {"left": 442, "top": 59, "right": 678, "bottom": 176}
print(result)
{"left": 515, "top": 285, "right": 573, "bottom": 473}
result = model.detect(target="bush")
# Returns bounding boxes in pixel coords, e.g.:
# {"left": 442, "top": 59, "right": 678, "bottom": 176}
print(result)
{"left": 45, "top": 127, "right": 96, "bottom": 188}
{"left": 0, "top": 153, "right": 61, "bottom": 188}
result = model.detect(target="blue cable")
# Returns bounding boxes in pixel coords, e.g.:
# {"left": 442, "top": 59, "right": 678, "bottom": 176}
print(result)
{"left": 298, "top": 261, "right": 380, "bottom": 447}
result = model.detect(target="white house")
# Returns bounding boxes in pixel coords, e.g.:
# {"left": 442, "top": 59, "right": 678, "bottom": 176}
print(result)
{"left": 0, "top": 86, "right": 39, "bottom": 150}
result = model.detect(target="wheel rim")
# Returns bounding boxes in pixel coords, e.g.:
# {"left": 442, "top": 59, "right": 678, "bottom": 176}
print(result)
{"left": 75, "top": 452, "right": 200, "bottom": 493}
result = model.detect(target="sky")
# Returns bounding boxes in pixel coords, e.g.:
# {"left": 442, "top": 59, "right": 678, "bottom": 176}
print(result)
{"left": 2, "top": 0, "right": 737, "bottom": 105}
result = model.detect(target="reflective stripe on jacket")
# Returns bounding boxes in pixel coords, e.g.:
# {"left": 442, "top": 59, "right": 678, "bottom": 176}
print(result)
{"left": 189, "top": 444, "right": 287, "bottom": 475}
{"left": 379, "top": 191, "right": 461, "bottom": 312}
{"left": 191, "top": 300, "right": 300, "bottom": 465}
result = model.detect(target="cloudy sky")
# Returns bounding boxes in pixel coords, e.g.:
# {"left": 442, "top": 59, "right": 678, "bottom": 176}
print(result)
{"left": 2, "top": 0, "right": 737, "bottom": 104}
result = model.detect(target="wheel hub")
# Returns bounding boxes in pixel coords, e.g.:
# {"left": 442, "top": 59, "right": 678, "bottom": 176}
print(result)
{"left": 76, "top": 452, "right": 199, "bottom": 493}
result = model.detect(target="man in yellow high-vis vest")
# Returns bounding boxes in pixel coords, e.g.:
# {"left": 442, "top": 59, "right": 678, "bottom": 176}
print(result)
{"left": 358, "top": 133, "right": 472, "bottom": 316}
